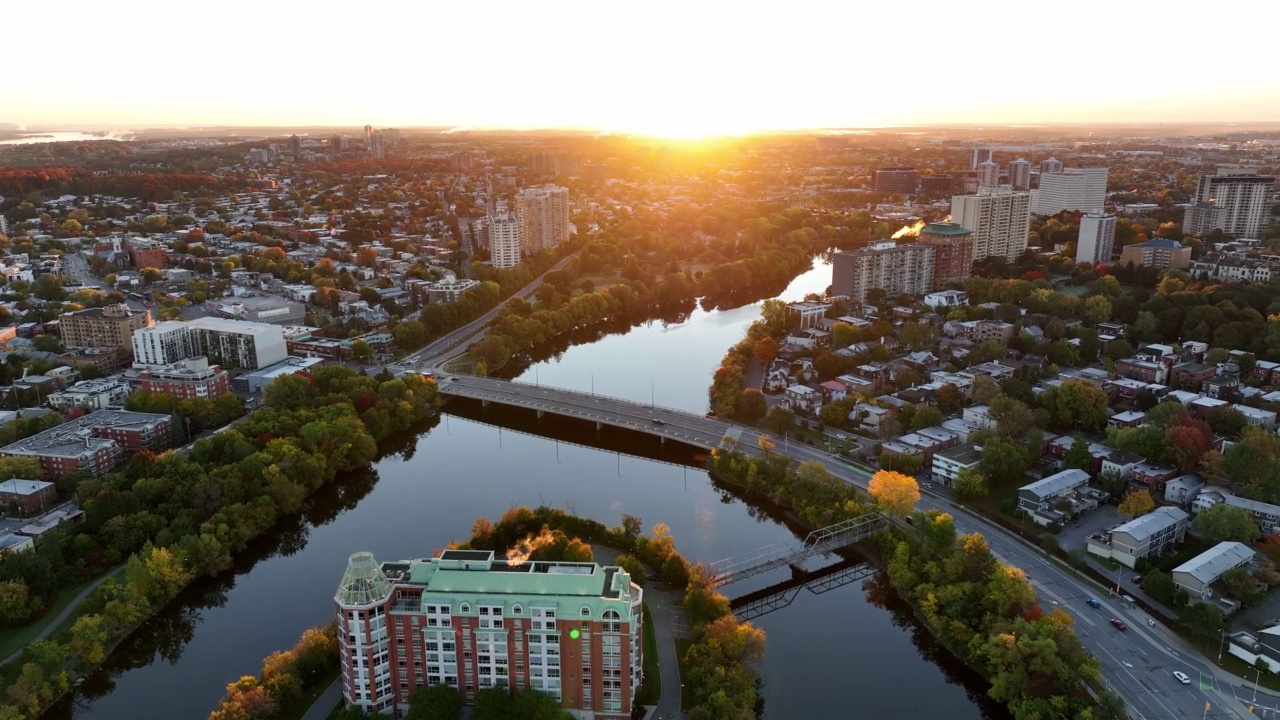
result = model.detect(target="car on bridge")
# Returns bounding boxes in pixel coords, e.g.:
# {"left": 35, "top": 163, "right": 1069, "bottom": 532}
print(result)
{"left": 651, "top": 419, "right": 665, "bottom": 426}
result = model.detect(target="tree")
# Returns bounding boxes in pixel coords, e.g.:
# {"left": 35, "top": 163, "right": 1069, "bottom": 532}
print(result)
{"left": 1117, "top": 489, "right": 1155, "bottom": 519}
{"left": 762, "top": 405, "right": 795, "bottom": 435}
{"left": 1063, "top": 435, "right": 1092, "bottom": 472}
{"left": 349, "top": 339, "right": 372, "bottom": 364}
{"left": 909, "top": 406, "right": 943, "bottom": 431}
{"left": 1083, "top": 295, "right": 1112, "bottom": 325}
{"left": 989, "top": 394, "right": 1035, "bottom": 437}
{"left": 1196, "top": 504, "right": 1261, "bottom": 544}
{"left": 951, "top": 468, "right": 988, "bottom": 501}
{"left": 1040, "top": 378, "right": 1109, "bottom": 431}
{"left": 831, "top": 321, "right": 860, "bottom": 349}
{"left": 980, "top": 436, "right": 1029, "bottom": 486}
{"left": 1141, "top": 569, "right": 1180, "bottom": 606}
{"left": 735, "top": 388, "right": 767, "bottom": 422}
{"left": 868, "top": 470, "right": 920, "bottom": 520}
{"left": 0, "top": 580, "right": 33, "bottom": 626}
{"left": 752, "top": 336, "right": 778, "bottom": 367}
{"left": 969, "top": 374, "right": 1000, "bottom": 404}
{"left": 1206, "top": 406, "right": 1249, "bottom": 440}
{"left": 1221, "top": 567, "right": 1264, "bottom": 607}
{"left": 405, "top": 684, "right": 461, "bottom": 720}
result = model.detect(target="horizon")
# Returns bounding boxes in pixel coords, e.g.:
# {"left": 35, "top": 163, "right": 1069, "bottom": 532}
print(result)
{"left": 9, "top": 0, "right": 1279, "bottom": 139}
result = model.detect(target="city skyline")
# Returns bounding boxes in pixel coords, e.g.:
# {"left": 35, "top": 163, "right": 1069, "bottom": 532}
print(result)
{"left": 8, "top": 0, "right": 1279, "bottom": 138}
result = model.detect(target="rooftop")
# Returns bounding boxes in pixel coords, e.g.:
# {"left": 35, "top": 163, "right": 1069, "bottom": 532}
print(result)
{"left": 921, "top": 222, "right": 973, "bottom": 236}
{"left": 1111, "top": 506, "right": 1189, "bottom": 543}
{"left": 1173, "top": 541, "right": 1255, "bottom": 585}
{"left": 0, "top": 479, "right": 53, "bottom": 496}
{"left": 1021, "top": 469, "right": 1090, "bottom": 499}
{"left": 0, "top": 410, "right": 169, "bottom": 459}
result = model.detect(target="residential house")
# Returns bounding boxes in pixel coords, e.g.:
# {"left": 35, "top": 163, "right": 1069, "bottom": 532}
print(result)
{"left": 1235, "top": 405, "right": 1277, "bottom": 431}
{"left": 1172, "top": 541, "right": 1255, "bottom": 599}
{"left": 931, "top": 443, "right": 983, "bottom": 487}
{"left": 1108, "top": 411, "right": 1146, "bottom": 429}
{"left": 784, "top": 385, "right": 822, "bottom": 415}
{"left": 1100, "top": 451, "right": 1143, "bottom": 481}
{"left": 1047, "top": 436, "right": 1111, "bottom": 475}
{"left": 1203, "top": 373, "right": 1240, "bottom": 400}
{"left": 1130, "top": 462, "right": 1179, "bottom": 493}
{"left": 1018, "top": 469, "right": 1091, "bottom": 525}
{"left": 819, "top": 380, "right": 848, "bottom": 403}
{"left": 850, "top": 403, "right": 893, "bottom": 433}
{"left": 1171, "top": 363, "right": 1216, "bottom": 392}
{"left": 1087, "top": 506, "right": 1190, "bottom": 569}
{"left": 1165, "top": 474, "right": 1206, "bottom": 505}
{"left": 1194, "top": 487, "right": 1280, "bottom": 534}
{"left": 962, "top": 404, "right": 995, "bottom": 429}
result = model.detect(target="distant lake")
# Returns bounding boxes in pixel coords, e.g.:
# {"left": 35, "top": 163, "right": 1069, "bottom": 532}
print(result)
{"left": 0, "top": 132, "right": 123, "bottom": 145}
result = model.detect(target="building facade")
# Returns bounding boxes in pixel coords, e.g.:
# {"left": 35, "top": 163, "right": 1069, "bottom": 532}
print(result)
{"left": 1008, "top": 158, "right": 1032, "bottom": 191}
{"left": 138, "top": 357, "right": 230, "bottom": 400}
{"left": 1182, "top": 167, "right": 1275, "bottom": 239}
{"left": 950, "top": 187, "right": 1032, "bottom": 262}
{"left": 45, "top": 378, "right": 131, "bottom": 411}
{"left": 488, "top": 211, "right": 523, "bottom": 269}
{"left": 976, "top": 161, "right": 1000, "bottom": 188}
{"left": 1117, "top": 239, "right": 1191, "bottom": 269}
{"left": 335, "top": 550, "right": 642, "bottom": 719}
{"left": 0, "top": 410, "right": 172, "bottom": 480}
{"left": 831, "top": 241, "right": 935, "bottom": 302}
{"left": 58, "top": 304, "right": 154, "bottom": 352}
{"left": 516, "top": 185, "right": 571, "bottom": 253}
{"left": 1038, "top": 157, "right": 1063, "bottom": 178}
{"left": 132, "top": 318, "right": 287, "bottom": 370}
{"left": 0, "top": 479, "right": 57, "bottom": 515}
{"left": 873, "top": 168, "right": 919, "bottom": 194}
{"left": 1076, "top": 211, "right": 1117, "bottom": 264}
{"left": 918, "top": 222, "right": 975, "bottom": 288}
{"left": 1032, "top": 167, "right": 1108, "bottom": 216}
{"left": 1086, "top": 506, "right": 1189, "bottom": 569}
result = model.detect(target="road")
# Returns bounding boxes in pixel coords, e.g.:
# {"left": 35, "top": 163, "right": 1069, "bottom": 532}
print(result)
{"left": 436, "top": 374, "right": 1259, "bottom": 719}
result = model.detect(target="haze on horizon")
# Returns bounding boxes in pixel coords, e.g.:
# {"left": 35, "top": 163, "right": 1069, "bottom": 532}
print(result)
{"left": 10, "top": 0, "right": 1279, "bottom": 139}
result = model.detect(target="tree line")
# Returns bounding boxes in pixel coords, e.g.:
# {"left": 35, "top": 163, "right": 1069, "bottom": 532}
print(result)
{"left": 0, "top": 368, "right": 438, "bottom": 719}
{"left": 207, "top": 624, "right": 338, "bottom": 720}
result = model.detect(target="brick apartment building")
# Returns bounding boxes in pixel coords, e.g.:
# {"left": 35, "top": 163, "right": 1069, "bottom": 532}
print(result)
{"left": 138, "top": 357, "right": 230, "bottom": 400}
{"left": 58, "top": 304, "right": 154, "bottom": 353}
{"left": 0, "top": 410, "right": 172, "bottom": 480}
{"left": 0, "top": 479, "right": 57, "bottom": 515}
{"left": 126, "top": 240, "right": 168, "bottom": 269}
{"left": 335, "top": 550, "right": 642, "bottom": 719}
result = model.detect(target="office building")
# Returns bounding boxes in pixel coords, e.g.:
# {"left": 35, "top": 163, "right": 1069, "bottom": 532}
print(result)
{"left": 516, "top": 185, "right": 571, "bottom": 253}
{"left": 335, "top": 550, "right": 643, "bottom": 719}
{"left": 1033, "top": 167, "right": 1108, "bottom": 215}
{"left": 45, "top": 378, "right": 131, "bottom": 411}
{"left": 1039, "top": 157, "right": 1063, "bottom": 178}
{"left": 488, "top": 211, "right": 523, "bottom": 269}
{"left": 919, "top": 222, "right": 975, "bottom": 288}
{"left": 0, "top": 410, "right": 172, "bottom": 480}
{"left": 968, "top": 148, "right": 993, "bottom": 170}
{"left": 330, "top": 134, "right": 350, "bottom": 154}
{"left": 832, "top": 241, "right": 935, "bottom": 303}
{"left": 1076, "top": 211, "right": 1117, "bottom": 264}
{"left": 976, "top": 161, "right": 1000, "bottom": 189}
{"left": 1182, "top": 167, "right": 1275, "bottom": 239}
{"left": 786, "top": 301, "right": 832, "bottom": 330}
{"left": 289, "top": 135, "right": 303, "bottom": 159}
{"left": 58, "top": 304, "right": 154, "bottom": 353}
{"left": 1008, "top": 158, "right": 1032, "bottom": 191}
{"left": 873, "top": 167, "right": 919, "bottom": 194}
{"left": 1117, "top": 239, "right": 1191, "bottom": 269}
{"left": 950, "top": 186, "right": 1033, "bottom": 262}
{"left": 138, "top": 357, "right": 230, "bottom": 400}
{"left": 206, "top": 295, "right": 306, "bottom": 325}
{"left": 132, "top": 318, "right": 287, "bottom": 370}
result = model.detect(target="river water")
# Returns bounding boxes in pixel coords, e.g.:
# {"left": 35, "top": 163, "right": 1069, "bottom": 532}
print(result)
{"left": 54, "top": 258, "right": 1006, "bottom": 720}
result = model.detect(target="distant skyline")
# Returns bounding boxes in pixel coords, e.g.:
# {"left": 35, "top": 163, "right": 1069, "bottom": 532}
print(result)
{"left": 10, "top": 1, "right": 1279, "bottom": 139}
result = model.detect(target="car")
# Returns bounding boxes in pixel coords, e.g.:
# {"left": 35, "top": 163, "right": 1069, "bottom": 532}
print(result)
{"left": 835, "top": 433, "right": 847, "bottom": 440}
{"left": 1131, "top": 575, "right": 1143, "bottom": 584}
{"left": 1086, "top": 598, "right": 1101, "bottom": 608}
{"left": 1110, "top": 618, "right": 1127, "bottom": 631}
{"left": 1173, "top": 671, "right": 1191, "bottom": 685}
{"left": 651, "top": 419, "right": 665, "bottom": 426}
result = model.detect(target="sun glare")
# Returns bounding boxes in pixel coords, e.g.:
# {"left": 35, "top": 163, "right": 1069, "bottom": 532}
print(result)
{"left": 620, "top": 116, "right": 767, "bottom": 142}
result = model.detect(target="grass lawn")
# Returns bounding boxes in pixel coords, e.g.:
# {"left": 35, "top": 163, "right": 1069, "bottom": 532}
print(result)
{"left": 0, "top": 566, "right": 126, "bottom": 661}
{"left": 1055, "top": 284, "right": 1090, "bottom": 296}
{"left": 635, "top": 604, "right": 661, "bottom": 705}
{"left": 279, "top": 668, "right": 340, "bottom": 720}
{"left": 674, "top": 637, "right": 693, "bottom": 711}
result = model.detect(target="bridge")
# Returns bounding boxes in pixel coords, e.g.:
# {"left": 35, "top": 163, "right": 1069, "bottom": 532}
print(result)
{"left": 707, "top": 513, "right": 885, "bottom": 588}
{"left": 729, "top": 559, "right": 877, "bottom": 621}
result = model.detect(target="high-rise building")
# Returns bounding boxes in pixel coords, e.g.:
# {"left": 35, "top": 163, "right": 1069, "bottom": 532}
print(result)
{"left": 515, "top": 185, "right": 570, "bottom": 253}
{"left": 334, "top": 550, "right": 644, "bottom": 719}
{"left": 1182, "top": 167, "right": 1275, "bottom": 238}
{"left": 968, "top": 148, "right": 993, "bottom": 170}
{"left": 1032, "top": 167, "right": 1108, "bottom": 216}
{"left": 832, "top": 241, "right": 935, "bottom": 302}
{"left": 369, "top": 130, "right": 386, "bottom": 160}
{"left": 58, "top": 304, "right": 154, "bottom": 353}
{"left": 289, "top": 135, "right": 303, "bottom": 159}
{"left": 919, "top": 222, "right": 975, "bottom": 289}
{"left": 488, "top": 211, "right": 523, "bottom": 269}
{"left": 1076, "top": 211, "right": 1117, "bottom": 265}
{"left": 873, "top": 167, "right": 920, "bottom": 194}
{"left": 330, "top": 135, "right": 350, "bottom": 154}
{"left": 976, "top": 161, "right": 1001, "bottom": 189}
{"left": 951, "top": 186, "right": 1033, "bottom": 262}
{"left": 132, "top": 317, "right": 287, "bottom": 369}
{"left": 364, "top": 125, "right": 373, "bottom": 148}
{"left": 1008, "top": 158, "right": 1032, "bottom": 191}
{"left": 1039, "top": 157, "right": 1063, "bottom": 177}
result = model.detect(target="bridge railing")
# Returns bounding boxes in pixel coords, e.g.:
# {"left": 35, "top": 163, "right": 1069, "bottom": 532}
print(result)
{"left": 447, "top": 372, "right": 709, "bottom": 419}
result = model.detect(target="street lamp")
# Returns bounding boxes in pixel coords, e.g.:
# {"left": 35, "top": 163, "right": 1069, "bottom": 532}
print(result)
{"left": 1218, "top": 628, "right": 1227, "bottom": 663}
{"left": 650, "top": 382, "right": 655, "bottom": 408}
{"left": 1255, "top": 665, "right": 1263, "bottom": 702}
{"left": 588, "top": 371, "right": 595, "bottom": 396}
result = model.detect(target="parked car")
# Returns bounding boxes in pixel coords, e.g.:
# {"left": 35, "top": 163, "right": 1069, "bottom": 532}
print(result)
{"left": 1110, "top": 618, "right": 1127, "bottom": 631}
{"left": 1173, "top": 671, "right": 1191, "bottom": 685}
{"left": 1131, "top": 575, "right": 1143, "bottom": 584}
{"left": 1086, "top": 598, "right": 1101, "bottom": 608}
{"left": 835, "top": 433, "right": 847, "bottom": 440}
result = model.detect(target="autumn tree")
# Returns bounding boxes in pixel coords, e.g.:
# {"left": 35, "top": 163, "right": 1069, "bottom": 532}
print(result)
{"left": 1196, "top": 504, "right": 1260, "bottom": 544}
{"left": 1117, "top": 489, "right": 1155, "bottom": 519}
{"left": 868, "top": 470, "right": 920, "bottom": 520}
{"left": 752, "top": 336, "right": 778, "bottom": 367}
{"left": 951, "top": 468, "right": 988, "bottom": 501}
{"left": 969, "top": 374, "right": 1000, "bottom": 404}
{"left": 1039, "top": 378, "right": 1109, "bottom": 432}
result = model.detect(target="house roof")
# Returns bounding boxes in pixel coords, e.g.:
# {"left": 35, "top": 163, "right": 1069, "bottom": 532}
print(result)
{"left": 1111, "top": 506, "right": 1189, "bottom": 543}
{"left": 1172, "top": 541, "right": 1254, "bottom": 585}
{"left": 1020, "top": 469, "right": 1089, "bottom": 500}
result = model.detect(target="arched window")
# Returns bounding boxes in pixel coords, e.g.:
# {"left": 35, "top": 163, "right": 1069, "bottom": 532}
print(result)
{"left": 460, "top": 603, "right": 470, "bottom": 613}
{"left": 512, "top": 605, "right": 523, "bottom": 615}
{"left": 602, "top": 609, "right": 621, "bottom": 633}
{"left": 580, "top": 605, "right": 592, "bottom": 617}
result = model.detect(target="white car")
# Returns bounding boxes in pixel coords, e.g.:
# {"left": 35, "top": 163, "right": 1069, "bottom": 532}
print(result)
{"left": 835, "top": 433, "right": 847, "bottom": 440}
{"left": 1172, "top": 671, "right": 1191, "bottom": 685}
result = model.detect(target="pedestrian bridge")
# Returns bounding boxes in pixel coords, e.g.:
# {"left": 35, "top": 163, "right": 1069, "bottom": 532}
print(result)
{"left": 707, "top": 513, "right": 886, "bottom": 588}
{"left": 730, "top": 559, "right": 876, "bottom": 621}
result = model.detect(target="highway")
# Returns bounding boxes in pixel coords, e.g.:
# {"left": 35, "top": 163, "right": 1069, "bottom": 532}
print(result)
{"left": 436, "top": 374, "right": 1262, "bottom": 719}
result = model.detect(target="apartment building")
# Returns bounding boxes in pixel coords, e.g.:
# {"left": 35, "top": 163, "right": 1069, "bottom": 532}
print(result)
{"left": 488, "top": 211, "right": 523, "bottom": 269}
{"left": 873, "top": 167, "right": 919, "bottom": 194}
{"left": 1117, "top": 239, "right": 1191, "bottom": 269}
{"left": 335, "top": 550, "right": 642, "bottom": 719}
{"left": 132, "top": 317, "right": 286, "bottom": 370}
{"left": 45, "top": 378, "right": 132, "bottom": 411}
{"left": 831, "top": 241, "right": 935, "bottom": 302}
{"left": 930, "top": 442, "right": 982, "bottom": 486}
{"left": 0, "top": 410, "right": 172, "bottom": 480}
{"left": 1018, "top": 469, "right": 1090, "bottom": 519}
{"left": 918, "top": 223, "right": 975, "bottom": 288}
{"left": 137, "top": 357, "right": 230, "bottom": 400}
{"left": 1076, "top": 211, "right": 1116, "bottom": 264}
{"left": 1087, "top": 506, "right": 1189, "bottom": 569}
{"left": 1032, "top": 167, "right": 1108, "bottom": 216}
{"left": 1182, "top": 167, "right": 1275, "bottom": 239}
{"left": 515, "top": 185, "right": 571, "bottom": 253}
{"left": 0, "top": 479, "right": 57, "bottom": 515}
{"left": 950, "top": 187, "right": 1032, "bottom": 262}
{"left": 1172, "top": 541, "right": 1255, "bottom": 599}
{"left": 58, "top": 304, "right": 154, "bottom": 353}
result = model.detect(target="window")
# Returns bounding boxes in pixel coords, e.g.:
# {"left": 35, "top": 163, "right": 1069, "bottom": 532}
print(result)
{"left": 580, "top": 606, "right": 591, "bottom": 617}
{"left": 460, "top": 603, "right": 470, "bottom": 613}
{"left": 602, "top": 610, "right": 621, "bottom": 633}
{"left": 512, "top": 605, "right": 523, "bottom": 615}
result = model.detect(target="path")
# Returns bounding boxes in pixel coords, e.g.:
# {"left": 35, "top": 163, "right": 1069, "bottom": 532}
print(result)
{"left": 299, "top": 679, "right": 343, "bottom": 720}
{"left": 1, "top": 564, "right": 125, "bottom": 666}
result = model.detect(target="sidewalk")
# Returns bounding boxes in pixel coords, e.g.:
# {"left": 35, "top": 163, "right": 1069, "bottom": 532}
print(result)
{"left": 0, "top": 564, "right": 126, "bottom": 667}
{"left": 299, "top": 679, "right": 342, "bottom": 720}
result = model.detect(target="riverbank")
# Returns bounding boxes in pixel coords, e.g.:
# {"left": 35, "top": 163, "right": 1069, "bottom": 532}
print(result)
{"left": 0, "top": 370, "right": 438, "bottom": 720}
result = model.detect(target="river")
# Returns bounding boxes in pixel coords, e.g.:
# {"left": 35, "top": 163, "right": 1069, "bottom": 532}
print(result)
{"left": 53, "top": 257, "right": 1007, "bottom": 720}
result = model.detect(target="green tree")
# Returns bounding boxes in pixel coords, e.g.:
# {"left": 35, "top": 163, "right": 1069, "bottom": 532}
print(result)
{"left": 1039, "top": 378, "right": 1109, "bottom": 431}
{"left": 1063, "top": 435, "right": 1092, "bottom": 472}
{"left": 1083, "top": 295, "right": 1112, "bottom": 325}
{"left": 909, "top": 406, "right": 943, "bottom": 431}
{"left": 1221, "top": 567, "right": 1264, "bottom": 606}
{"left": 0, "top": 579, "right": 33, "bottom": 626}
{"left": 969, "top": 374, "right": 1000, "bottom": 404}
{"left": 951, "top": 468, "right": 989, "bottom": 501}
{"left": 1141, "top": 569, "right": 1180, "bottom": 606}
{"left": 980, "top": 436, "right": 1029, "bottom": 486}
{"left": 831, "top": 321, "right": 860, "bottom": 348}
{"left": 1195, "top": 504, "right": 1260, "bottom": 544}
{"left": 405, "top": 684, "right": 461, "bottom": 720}
{"left": 762, "top": 405, "right": 796, "bottom": 435}
{"left": 735, "top": 388, "right": 767, "bottom": 423}
{"left": 349, "top": 339, "right": 372, "bottom": 364}
{"left": 1206, "top": 406, "right": 1248, "bottom": 440}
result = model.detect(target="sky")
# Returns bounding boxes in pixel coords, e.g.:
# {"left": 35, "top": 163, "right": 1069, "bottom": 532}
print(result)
{"left": 8, "top": 0, "right": 1279, "bottom": 138}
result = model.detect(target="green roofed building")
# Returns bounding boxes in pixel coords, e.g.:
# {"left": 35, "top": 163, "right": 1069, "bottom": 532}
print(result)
{"left": 334, "top": 549, "right": 643, "bottom": 718}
